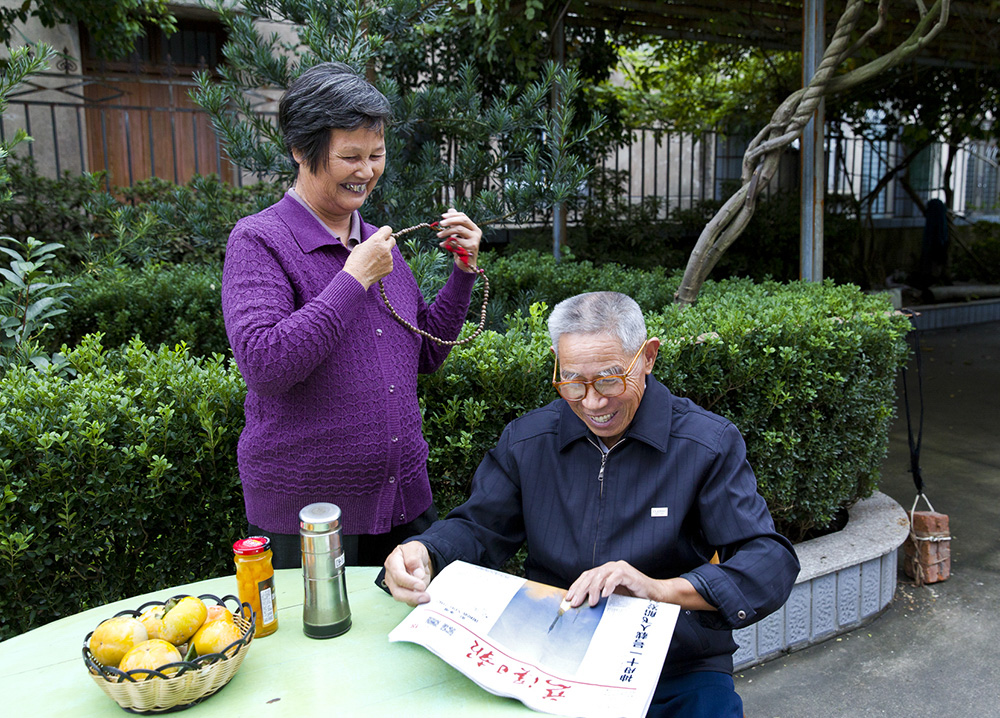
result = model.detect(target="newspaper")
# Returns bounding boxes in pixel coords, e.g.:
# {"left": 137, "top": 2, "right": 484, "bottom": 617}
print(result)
{"left": 388, "top": 560, "right": 679, "bottom": 718}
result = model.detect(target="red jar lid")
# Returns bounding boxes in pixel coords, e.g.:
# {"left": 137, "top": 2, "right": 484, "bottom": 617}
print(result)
{"left": 233, "top": 536, "right": 271, "bottom": 555}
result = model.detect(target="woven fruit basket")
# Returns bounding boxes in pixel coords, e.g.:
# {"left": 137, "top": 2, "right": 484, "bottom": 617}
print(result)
{"left": 83, "top": 593, "right": 255, "bottom": 713}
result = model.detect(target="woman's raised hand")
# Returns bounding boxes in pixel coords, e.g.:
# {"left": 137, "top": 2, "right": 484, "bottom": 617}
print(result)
{"left": 437, "top": 208, "right": 482, "bottom": 272}
{"left": 343, "top": 225, "right": 396, "bottom": 290}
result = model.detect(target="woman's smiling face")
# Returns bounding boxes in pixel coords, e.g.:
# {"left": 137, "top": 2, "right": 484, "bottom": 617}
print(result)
{"left": 293, "top": 126, "right": 386, "bottom": 225}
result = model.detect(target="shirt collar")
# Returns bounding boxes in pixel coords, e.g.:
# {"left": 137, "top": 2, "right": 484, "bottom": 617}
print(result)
{"left": 283, "top": 189, "right": 363, "bottom": 252}
{"left": 556, "top": 374, "right": 673, "bottom": 453}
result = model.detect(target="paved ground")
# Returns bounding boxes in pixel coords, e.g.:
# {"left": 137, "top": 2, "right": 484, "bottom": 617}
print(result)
{"left": 736, "top": 321, "right": 1000, "bottom": 718}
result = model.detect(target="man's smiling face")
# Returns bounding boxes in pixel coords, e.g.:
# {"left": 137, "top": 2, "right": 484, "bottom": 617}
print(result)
{"left": 555, "top": 332, "right": 658, "bottom": 448}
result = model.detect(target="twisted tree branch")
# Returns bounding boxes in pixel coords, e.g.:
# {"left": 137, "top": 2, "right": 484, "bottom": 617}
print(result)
{"left": 675, "top": 0, "right": 950, "bottom": 306}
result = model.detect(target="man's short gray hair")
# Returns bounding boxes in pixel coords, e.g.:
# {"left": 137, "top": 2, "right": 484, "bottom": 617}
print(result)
{"left": 278, "top": 61, "right": 393, "bottom": 176}
{"left": 547, "top": 292, "right": 647, "bottom": 358}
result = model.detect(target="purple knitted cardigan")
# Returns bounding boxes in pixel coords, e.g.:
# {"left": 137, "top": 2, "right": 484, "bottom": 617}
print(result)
{"left": 221, "top": 193, "right": 476, "bottom": 535}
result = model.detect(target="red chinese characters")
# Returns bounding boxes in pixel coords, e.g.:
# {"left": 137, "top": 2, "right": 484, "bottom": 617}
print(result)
{"left": 464, "top": 640, "right": 573, "bottom": 702}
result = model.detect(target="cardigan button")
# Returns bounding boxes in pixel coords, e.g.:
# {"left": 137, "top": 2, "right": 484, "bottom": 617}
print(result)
{"left": 389, "top": 476, "right": 396, "bottom": 483}
{"left": 376, "top": 328, "right": 383, "bottom": 336}
{"left": 389, "top": 385, "right": 395, "bottom": 393}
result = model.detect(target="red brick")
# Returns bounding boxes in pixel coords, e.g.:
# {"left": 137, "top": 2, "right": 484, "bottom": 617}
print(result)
{"left": 903, "top": 511, "right": 951, "bottom": 585}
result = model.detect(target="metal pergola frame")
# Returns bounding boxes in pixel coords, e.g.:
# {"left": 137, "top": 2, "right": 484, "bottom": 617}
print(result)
{"left": 547, "top": 0, "right": 999, "bottom": 279}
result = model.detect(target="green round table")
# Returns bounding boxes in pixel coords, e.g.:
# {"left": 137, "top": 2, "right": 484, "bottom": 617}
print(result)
{"left": 2, "top": 566, "right": 537, "bottom": 717}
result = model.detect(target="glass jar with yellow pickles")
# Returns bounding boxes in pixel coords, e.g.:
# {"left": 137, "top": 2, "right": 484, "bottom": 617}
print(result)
{"left": 233, "top": 536, "right": 278, "bottom": 637}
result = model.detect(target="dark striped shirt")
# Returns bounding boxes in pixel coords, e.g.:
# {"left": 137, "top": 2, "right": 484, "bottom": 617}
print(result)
{"left": 419, "top": 376, "right": 799, "bottom": 676}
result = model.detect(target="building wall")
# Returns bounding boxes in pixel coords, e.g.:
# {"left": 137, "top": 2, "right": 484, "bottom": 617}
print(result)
{"left": 1, "top": 2, "right": 87, "bottom": 176}
{"left": 0, "top": 1, "right": 294, "bottom": 185}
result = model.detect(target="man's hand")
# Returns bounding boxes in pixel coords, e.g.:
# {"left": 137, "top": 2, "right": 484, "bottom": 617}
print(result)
{"left": 564, "top": 560, "right": 716, "bottom": 611}
{"left": 383, "top": 541, "right": 434, "bottom": 606}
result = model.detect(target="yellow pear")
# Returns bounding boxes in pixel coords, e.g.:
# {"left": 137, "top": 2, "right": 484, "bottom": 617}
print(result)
{"left": 193, "top": 617, "right": 244, "bottom": 657}
{"left": 119, "top": 639, "right": 183, "bottom": 675}
{"left": 138, "top": 605, "right": 166, "bottom": 640}
{"left": 204, "top": 604, "right": 235, "bottom": 624}
{"left": 89, "top": 616, "right": 148, "bottom": 668}
{"left": 160, "top": 596, "right": 208, "bottom": 645}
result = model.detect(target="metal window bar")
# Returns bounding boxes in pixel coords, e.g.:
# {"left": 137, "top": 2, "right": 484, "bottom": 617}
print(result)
{"left": 75, "top": 105, "right": 86, "bottom": 178}
{"left": 124, "top": 109, "right": 134, "bottom": 187}
{"left": 24, "top": 105, "right": 33, "bottom": 160}
{"left": 99, "top": 107, "right": 111, "bottom": 191}
{"left": 49, "top": 105, "right": 61, "bottom": 176}
{"left": 192, "top": 111, "right": 200, "bottom": 176}
{"left": 148, "top": 112, "right": 156, "bottom": 178}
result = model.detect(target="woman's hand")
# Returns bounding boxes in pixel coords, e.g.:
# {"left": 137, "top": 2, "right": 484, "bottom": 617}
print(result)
{"left": 343, "top": 225, "right": 396, "bottom": 290}
{"left": 564, "top": 560, "right": 716, "bottom": 611}
{"left": 437, "top": 208, "right": 482, "bottom": 273}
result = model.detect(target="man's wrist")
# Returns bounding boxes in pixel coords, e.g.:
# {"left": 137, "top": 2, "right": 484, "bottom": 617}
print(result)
{"left": 657, "top": 577, "right": 716, "bottom": 611}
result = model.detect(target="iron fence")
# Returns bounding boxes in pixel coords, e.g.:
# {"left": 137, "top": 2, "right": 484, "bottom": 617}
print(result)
{"left": 0, "top": 70, "right": 259, "bottom": 190}
{"left": 2, "top": 71, "right": 997, "bottom": 223}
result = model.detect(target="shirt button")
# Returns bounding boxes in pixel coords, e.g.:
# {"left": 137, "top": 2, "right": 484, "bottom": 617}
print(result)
{"left": 376, "top": 328, "right": 383, "bottom": 336}
{"left": 389, "top": 476, "right": 396, "bottom": 483}
{"left": 737, "top": 610, "right": 747, "bottom": 620}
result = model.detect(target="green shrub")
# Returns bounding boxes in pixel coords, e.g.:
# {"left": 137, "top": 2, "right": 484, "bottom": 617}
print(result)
{"left": 0, "top": 162, "right": 282, "bottom": 270}
{"left": 480, "top": 249, "right": 679, "bottom": 321}
{"left": 0, "top": 236, "right": 73, "bottom": 374}
{"left": 0, "top": 336, "right": 245, "bottom": 639}
{"left": 502, "top": 189, "right": 865, "bottom": 285}
{"left": 1, "top": 275, "right": 909, "bottom": 638}
{"left": 950, "top": 220, "right": 1000, "bottom": 284}
{"left": 422, "top": 278, "right": 911, "bottom": 543}
{"left": 118, "top": 176, "right": 283, "bottom": 264}
{"left": 45, "top": 264, "right": 229, "bottom": 357}
{"left": 48, "top": 250, "right": 675, "bottom": 360}
{"left": 0, "top": 157, "right": 110, "bottom": 272}
{"left": 648, "top": 278, "right": 911, "bottom": 540}
{"left": 419, "top": 303, "right": 554, "bottom": 511}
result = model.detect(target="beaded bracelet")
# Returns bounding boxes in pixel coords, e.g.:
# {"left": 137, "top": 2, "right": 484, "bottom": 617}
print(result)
{"left": 378, "top": 222, "right": 490, "bottom": 347}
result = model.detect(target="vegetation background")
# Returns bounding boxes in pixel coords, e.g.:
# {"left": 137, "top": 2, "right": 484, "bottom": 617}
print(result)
{"left": 1, "top": 0, "right": 997, "bottom": 638}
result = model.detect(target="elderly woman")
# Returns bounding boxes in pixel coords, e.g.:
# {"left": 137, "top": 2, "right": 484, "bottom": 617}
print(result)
{"left": 222, "top": 62, "right": 482, "bottom": 568}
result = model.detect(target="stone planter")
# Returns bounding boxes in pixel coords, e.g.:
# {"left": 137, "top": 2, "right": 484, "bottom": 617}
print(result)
{"left": 733, "top": 491, "right": 910, "bottom": 670}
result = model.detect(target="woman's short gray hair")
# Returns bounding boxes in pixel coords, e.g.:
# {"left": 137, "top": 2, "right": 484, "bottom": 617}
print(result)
{"left": 548, "top": 292, "right": 647, "bottom": 358}
{"left": 278, "top": 61, "right": 392, "bottom": 176}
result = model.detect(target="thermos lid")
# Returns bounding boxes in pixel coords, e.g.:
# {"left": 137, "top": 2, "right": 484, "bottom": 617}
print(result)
{"left": 299, "top": 502, "right": 342, "bottom": 532}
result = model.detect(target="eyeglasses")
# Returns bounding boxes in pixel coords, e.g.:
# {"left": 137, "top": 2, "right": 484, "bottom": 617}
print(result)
{"left": 552, "top": 340, "right": 648, "bottom": 402}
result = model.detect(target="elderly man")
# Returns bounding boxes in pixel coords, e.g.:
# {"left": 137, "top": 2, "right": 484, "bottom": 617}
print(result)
{"left": 382, "top": 291, "right": 799, "bottom": 717}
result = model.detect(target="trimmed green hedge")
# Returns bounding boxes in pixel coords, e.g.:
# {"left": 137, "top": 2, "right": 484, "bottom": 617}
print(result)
{"left": 480, "top": 250, "right": 679, "bottom": 319}
{"left": 45, "top": 264, "right": 228, "bottom": 358}
{"left": 421, "top": 278, "right": 911, "bottom": 541}
{"left": 0, "top": 336, "right": 245, "bottom": 638}
{"left": 0, "top": 276, "right": 910, "bottom": 638}
{"left": 648, "top": 278, "right": 910, "bottom": 539}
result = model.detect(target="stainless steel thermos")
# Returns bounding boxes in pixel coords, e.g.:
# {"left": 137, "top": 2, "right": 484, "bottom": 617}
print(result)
{"left": 299, "top": 502, "right": 352, "bottom": 638}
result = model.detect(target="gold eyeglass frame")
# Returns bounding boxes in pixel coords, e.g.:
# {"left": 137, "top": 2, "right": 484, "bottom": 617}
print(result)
{"left": 552, "top": 339, "right": 649, "bottom": 402}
